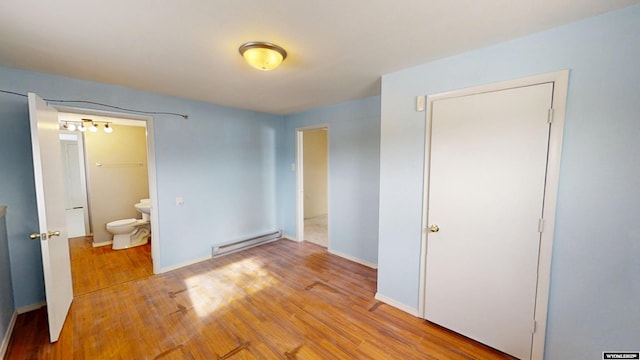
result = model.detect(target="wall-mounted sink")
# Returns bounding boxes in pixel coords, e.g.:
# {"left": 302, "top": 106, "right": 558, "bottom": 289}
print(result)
{"left": 134, "top": 202, "right": 151, "bottom": 215}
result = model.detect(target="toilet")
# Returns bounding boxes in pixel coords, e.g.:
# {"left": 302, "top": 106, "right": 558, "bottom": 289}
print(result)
{"left": 106, "top": 199, "right": 151, "bottom": 250}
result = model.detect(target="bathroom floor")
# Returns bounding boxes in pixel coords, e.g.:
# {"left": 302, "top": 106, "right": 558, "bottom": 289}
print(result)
{"left": 69, "top": 235, "right": 152, "bottom": 296}
{"left": 304, "top": 214, "right": 328, "bottom": 247}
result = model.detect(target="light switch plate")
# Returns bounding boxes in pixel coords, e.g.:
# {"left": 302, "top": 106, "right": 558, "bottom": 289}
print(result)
{"left": 416, "top": 95, "right": 425, "bottom": 112}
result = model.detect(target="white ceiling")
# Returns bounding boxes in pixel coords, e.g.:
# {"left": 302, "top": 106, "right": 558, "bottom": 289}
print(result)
{"left": 0, "top": 0, "right": 638, "bottom": 115}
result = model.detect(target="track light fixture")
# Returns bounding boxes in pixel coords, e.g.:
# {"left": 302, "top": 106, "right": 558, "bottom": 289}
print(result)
{"left": 59, "top": 119, "right": 114, "bottom": 134}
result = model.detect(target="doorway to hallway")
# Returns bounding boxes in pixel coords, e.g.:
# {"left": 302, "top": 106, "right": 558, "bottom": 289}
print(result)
{"left": 296, "top": 126, "right": 329, "bottom": 247}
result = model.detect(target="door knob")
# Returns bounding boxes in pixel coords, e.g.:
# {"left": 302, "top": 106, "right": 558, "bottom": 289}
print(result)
{"left": 429, "top": 224, "right": 440, "bottom": 233}
{"left": 29, "top": 231, "right": 60, "bottom": 240}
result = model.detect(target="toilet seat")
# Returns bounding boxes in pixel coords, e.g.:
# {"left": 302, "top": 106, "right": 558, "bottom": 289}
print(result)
{"left": 109, "top": 218, "right": 137, "bottom": 227}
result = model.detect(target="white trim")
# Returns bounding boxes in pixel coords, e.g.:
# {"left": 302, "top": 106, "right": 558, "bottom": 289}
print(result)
{"left": 91, "top": 240, "right": 113, "bottom": 247}
{"left": 52, "top": 105, "right": 161, "bottom": 275}
{"left": 55, "top": 105, "right": 152, "bottom": 122}
{"left": 328, "top": 249, "right": 377, "bottom": 269}
{"left": 75, "top": 133, "right": 91, "bottom": 236}
{"left": 158, "top": 255, "right": 211, "bottom": 273}
{"left": 16, "top": 301, "right": 46, "bottom": 314}
{"left": 417, "top": 70, "right": 569, "bottom": 360}
{"left": 374, "top": 293, "right": 420, "bottom": 317}
{"left": 531, "top": 70, "right": 569, "bottom": 360}
{"left": 145, "top": 117, "right": 161, "bottom": 274}
{"left": 0, "top": 310, "right": 16, "bottom": 359}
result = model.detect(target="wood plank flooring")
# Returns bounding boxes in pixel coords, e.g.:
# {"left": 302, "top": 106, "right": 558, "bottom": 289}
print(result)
{"left": 5, "top": 239, "right": 514, "bottom": 359}
{"left": 69, "top": 236, "right": 152, "bottom": 296}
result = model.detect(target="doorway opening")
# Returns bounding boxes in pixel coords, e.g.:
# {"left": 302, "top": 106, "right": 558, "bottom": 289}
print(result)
{"left": 296, "top": 126, "right": 329, "bottom": 247}
{"left": 55, "top": 107, "right": 161, "bottom": 294}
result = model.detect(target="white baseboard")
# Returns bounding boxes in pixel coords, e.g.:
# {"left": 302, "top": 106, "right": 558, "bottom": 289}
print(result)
{"left": 328, "top": 249, "right": 378, "bottom": 269}
{"left": 0, "top": 310, "right": 17, "bottom": 359}
{"left": 159, "top": 255, "right": 212, "bottom": 273}
{"left": 374, "top": 293, "right": 420, "bottom": 317}
{"left": 17, "top": 301, "right": 46, "bottom": 314}
{"left": 92, "top": 240, "right": 113, "bottom": 248}
{"left": 282, "top": 233, "right": 298, "bottom": 242}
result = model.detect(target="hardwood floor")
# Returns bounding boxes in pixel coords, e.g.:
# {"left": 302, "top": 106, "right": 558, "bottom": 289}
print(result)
{"left": 5, "top": 239, "right": 514, "bottom": 359}
{"left": 69, "top": 236, "right": 153, "bottom": 296}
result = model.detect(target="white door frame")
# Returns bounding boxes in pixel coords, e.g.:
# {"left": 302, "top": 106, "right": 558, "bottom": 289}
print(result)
{"left": 54, "top": 105, "right": 161, "bottom": 274}
{"left": 418, "top": 70, "right": 569, "bottom": 360}
{"left": 295, "top": 124, "right": 329, "bottom": 244}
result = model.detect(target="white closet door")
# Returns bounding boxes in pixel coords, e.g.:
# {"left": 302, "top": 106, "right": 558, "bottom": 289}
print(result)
{"left": 424, "top": 83, "right": 553, "bottom": 360}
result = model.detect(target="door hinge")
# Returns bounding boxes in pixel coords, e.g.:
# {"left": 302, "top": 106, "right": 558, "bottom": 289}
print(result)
{"left": 532, "top": 320, "right": 537, "bottom": 334}
{"left": 547, "top": 108, "right": 554, "bottom": 124}
{"left": 538, "top": 218, "right": 544, "bottom": 233}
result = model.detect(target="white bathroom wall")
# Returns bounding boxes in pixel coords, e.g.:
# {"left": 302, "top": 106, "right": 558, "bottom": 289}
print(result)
{"left": 85, "top": 124, "right": 149, "bottom": 245}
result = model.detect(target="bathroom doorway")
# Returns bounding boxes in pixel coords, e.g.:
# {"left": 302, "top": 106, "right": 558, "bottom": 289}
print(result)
{"left": 296, "top": 126, "right": 329, "bottom": 247}
{"left": 59, "top": 114, "right": 151, "bottom": 245}
{"left": 55, "top": 108, "right": 160, "bottom": 292}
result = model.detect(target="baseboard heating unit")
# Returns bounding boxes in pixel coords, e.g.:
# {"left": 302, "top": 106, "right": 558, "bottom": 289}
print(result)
{"left": 212, "top": 230, "right": 282, "bottom": 257}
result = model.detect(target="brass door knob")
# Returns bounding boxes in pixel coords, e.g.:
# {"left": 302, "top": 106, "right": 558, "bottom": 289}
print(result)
{"left": 29, "top": 231, "right": 60, "bottom": 240}
{"left": 429, "top": 225, "right": 440, "bottom": 233}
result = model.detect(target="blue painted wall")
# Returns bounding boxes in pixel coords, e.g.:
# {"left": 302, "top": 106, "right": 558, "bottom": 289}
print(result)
{"left": 280, "top": 97, "right": 381, "bottom": 265}
{"left": 378, "top": 5, "right": 640, "bottom": 359}
{"left": 0, "top": 93, "right": 43, "bottom": 310}
{"left": 0, "top": 207, "right": 15, "bottom": 349}
{"left": 0, "top": 67, "right": 283, "bottom": 308}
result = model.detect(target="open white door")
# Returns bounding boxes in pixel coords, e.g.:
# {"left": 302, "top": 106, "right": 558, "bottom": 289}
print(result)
{"left": 28, "top": 93, "right": 73, "bottom": 342}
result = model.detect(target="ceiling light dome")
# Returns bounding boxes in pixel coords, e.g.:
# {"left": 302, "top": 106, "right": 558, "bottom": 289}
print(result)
{"left": 239, "top": 41, "right": 287, "bottom": 71}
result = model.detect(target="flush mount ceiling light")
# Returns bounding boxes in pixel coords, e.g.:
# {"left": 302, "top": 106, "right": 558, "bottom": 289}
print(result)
{"left": 239, "top": 41, "right": 287, "bottom": 71}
